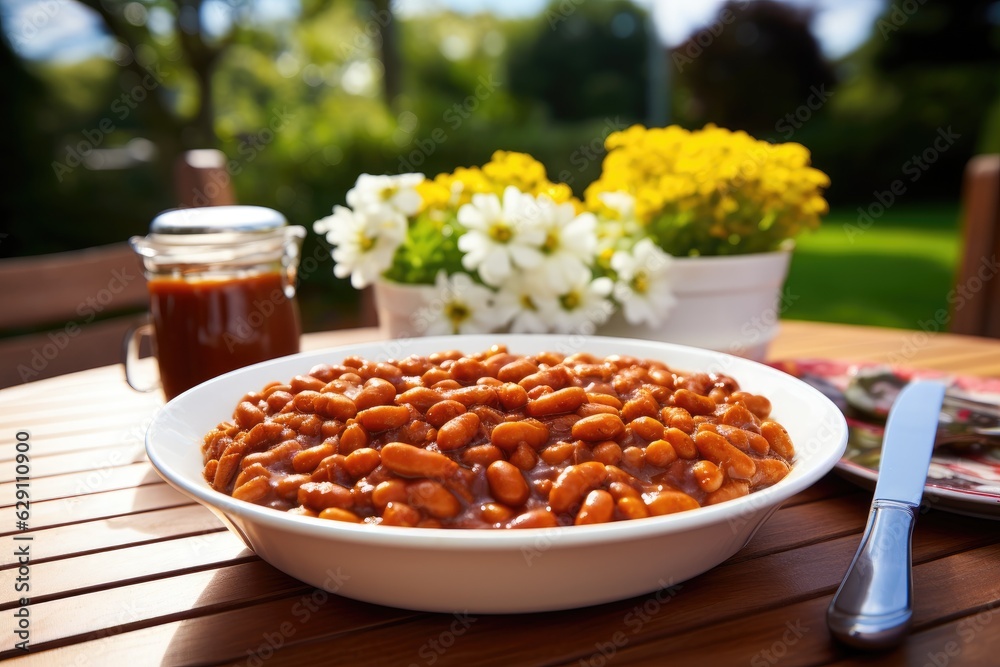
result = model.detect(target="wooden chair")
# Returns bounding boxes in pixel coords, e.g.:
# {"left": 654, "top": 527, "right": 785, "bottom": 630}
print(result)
{"left": 0, "top": 150, "right": 236, "bottom": 389}
{"left": 174, "top": 149, "right": 236, "bottom": 207}
{"left": 950, "top": 154, "right": 1000, "bottom": 337}
{"left": 0, "top": 243, "right": 149, "bottom": 388}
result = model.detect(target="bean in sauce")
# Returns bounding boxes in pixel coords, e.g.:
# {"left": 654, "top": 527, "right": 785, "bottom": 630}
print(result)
{"left": 201, "top": 346, "right": 794, "bottom": 528}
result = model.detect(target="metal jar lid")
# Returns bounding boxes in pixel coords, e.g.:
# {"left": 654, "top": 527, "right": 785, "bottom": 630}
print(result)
{"left": 150, "top": 205, "right": 288, "bottom": 236}
{"left": 130, "top": 206, "right": 305, "bottom": 273}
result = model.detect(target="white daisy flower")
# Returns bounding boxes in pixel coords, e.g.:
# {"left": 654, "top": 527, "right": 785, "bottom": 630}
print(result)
{"left": 346, "top": 173, "right": 424, "bottom": 217}
{"left": 596, "top": 191, "right": 644, "bottom": 253}
{"left": 456, "top": 186, "right": 545, "bottom": 287}
{"left": 536, "top": 276, "right": 615, "bottom": 334}
{"left": 414, "top": 271, "right": 504, "bottom": 335}
{"left": 535, "top": 201, "right": 597, "bottom": 293}
{"left": 611, "top": 238, "right": 676, "bottom": 326}
{"left": 598, "top": 191, "right": 636, "bottom": 219}
{"left": 315, "top": 205, "right": 406, "bottom": 289}
{"left": 492, "top": 272, "right": 554, "bottom": 333}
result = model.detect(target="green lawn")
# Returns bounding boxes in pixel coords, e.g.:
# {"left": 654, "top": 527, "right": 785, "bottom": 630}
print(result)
{"left": 782, "top": 203, "right": 962, "bottom": 329}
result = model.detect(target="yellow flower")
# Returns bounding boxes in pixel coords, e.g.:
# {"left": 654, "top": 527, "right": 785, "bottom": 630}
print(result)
{"left": 585, "top": 124, "right": 830, "bottom": 256}
{"left": 414, "top": 179, "right": 451, "bottom": 213}
{"left": 427, "top": 150, "right": 582, "bottom": 212}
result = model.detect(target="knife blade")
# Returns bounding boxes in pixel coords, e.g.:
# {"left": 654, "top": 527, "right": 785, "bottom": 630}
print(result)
{"left": 872, "top": 380, "right": 948, "bottom": 505}
{"left": 826, "top": 379, "right": 946, "bottom": 650}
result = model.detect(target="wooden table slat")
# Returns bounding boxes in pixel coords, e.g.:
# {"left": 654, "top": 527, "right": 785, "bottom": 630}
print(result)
{"left": 1, "top": 412, "right": 158, "bottom": 445}
{"left": 0, "top": 561, "right": 313, "bottom": 655}
{"left": 729, "top": 491, "right": 869, "bottom": 563}
{"left": 0, "top": 442, "right": 149, "bottom": 483}
{"left": 2, "top": 589, "right": 420, "bottom": 665}
{"left": 0, "top": 505, "right": 224, "bottom": 568}
{"left": 0, "top": 395, "right": 159, "bottom": 433}
{"left": 1, "top": 366, "right": 146, "bottom": 405}
{"left": 0, "top": 428, "right": 155, "bottom": 462}
{"left": 0, "top": 461, "right": 161, "bottom": 507}
{"left": 0, "top": 483, "right": 192, "bottom": 536}
{"left": 0, "top": 531, "right": 249, "bottom": 604}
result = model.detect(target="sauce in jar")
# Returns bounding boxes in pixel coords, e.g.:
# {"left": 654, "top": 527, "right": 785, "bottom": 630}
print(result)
{"left": 149, "top": 271, "right": 301, "bottom": 400}
{"left": 128, "top": 205, "right": 306, "bottom": 401}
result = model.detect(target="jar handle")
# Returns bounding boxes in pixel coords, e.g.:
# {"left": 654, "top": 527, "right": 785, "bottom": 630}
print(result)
{"left": 123, "top": 320, "right": 160, "bottom": 393}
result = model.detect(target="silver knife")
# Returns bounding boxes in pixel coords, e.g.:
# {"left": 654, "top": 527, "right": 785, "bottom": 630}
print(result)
{"left": 827, "top": 379, "right": 947, "bottom": 649}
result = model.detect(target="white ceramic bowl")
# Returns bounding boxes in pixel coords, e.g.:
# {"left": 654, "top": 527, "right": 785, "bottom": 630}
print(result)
{"left": 146, "top": 334, "right": 848, "bottom": 613}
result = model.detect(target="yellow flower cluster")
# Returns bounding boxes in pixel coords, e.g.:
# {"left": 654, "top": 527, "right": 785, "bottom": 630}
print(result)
{"left": 417, "top": 150, "right": 577, "bottom": 211}
{"left": 584, "top": 124, "right": 830, "bottom": 255}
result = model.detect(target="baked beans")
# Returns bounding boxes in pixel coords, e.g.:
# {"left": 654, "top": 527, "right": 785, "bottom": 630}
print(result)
{"left": 201, "top": 346, "right": 794, "bottom": 528}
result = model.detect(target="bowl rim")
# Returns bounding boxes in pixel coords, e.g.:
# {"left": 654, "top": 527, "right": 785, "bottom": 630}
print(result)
{"left": 145, "top": 333, "right": 849, "bottom": 550}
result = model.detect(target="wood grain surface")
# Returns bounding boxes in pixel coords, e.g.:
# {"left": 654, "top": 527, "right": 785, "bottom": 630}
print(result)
{"left": 2, "top": 322, "right": 998, "bottom": 666}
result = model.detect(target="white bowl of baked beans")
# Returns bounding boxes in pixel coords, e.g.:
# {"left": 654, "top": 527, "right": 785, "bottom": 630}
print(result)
{"left": 146, "top": 334, "right": 848, "bottom": 613}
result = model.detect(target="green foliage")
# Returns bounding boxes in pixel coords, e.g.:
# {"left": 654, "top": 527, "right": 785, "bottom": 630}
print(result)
{"left": 506, "top": 0, "right": 650, "bottom": 123}
{"left": 647, "top": 209, "right": 790, "bottom": 257}
{"left": 35, "top": 58, "right": 119, "bottom": 119}
{"left": 382, "top": 213, "right": 464, "bottom": 285}
{"left": 783, "top": 204, "right": 961, "bottom": 328}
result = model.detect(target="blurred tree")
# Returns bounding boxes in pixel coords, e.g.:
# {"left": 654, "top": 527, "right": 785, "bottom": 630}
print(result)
{"left": 370, "top": 0, "right": 400, "bottom": 109}
{"left": 66, "top": 0, "right": 401, "bottom": 184}
{"left": 506, "top": 0, "right": 649, "bottom": 123}
{"left": 869, "top": 0, "right": 1000, "bottom": 161}
{"left": 671, "top": 0, "right": 835, "bottom": 136}
{"left": 875, "top": 0, "right": 999, "bottom": 67}
{"left": 75, "top": 0, "right": 257, "bottom": 159}
{"left": 808, "top": 0, "right": 1000, "bottom": 202}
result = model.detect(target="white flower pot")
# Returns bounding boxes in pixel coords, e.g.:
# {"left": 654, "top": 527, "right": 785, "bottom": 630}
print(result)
{"left": 374, "top": 250, "right": 791, "bottom": 361}
{"left": 597, "top": 250, "right": 792, "bottom": 361}
{"left": 374, "top": 280, "right": 432, "bottom": 339}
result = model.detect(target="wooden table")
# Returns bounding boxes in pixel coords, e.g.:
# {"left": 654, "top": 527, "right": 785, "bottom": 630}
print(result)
{"left": 3, "top": 321, "right": 999, "bottom": 666}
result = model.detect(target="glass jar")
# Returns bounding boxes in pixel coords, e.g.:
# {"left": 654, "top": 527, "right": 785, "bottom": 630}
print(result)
{"left": 127, "top": 205, "right": 306, "bottom": 400}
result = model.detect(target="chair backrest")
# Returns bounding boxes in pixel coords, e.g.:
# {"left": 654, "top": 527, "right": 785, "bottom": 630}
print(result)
{"left": 0, "top": 243, "right": 148, "bottom": 388}
{"left": 950, "top": 154, "right": 1000, "bottom": 337}
{"left": 174, "top": 149, "right": 236, "bottom": 207}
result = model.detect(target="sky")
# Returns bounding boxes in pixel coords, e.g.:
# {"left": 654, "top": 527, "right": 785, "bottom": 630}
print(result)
{"left": 399, "top": 0, "right": 885, "bottom": 58}
{"left": 1, "top": 0, "right": 886, "bottom": 63}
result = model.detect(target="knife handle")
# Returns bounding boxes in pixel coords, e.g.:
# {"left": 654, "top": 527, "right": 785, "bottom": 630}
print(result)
{"left": 826, "top": 499, "right": 917, "bottom": 649}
